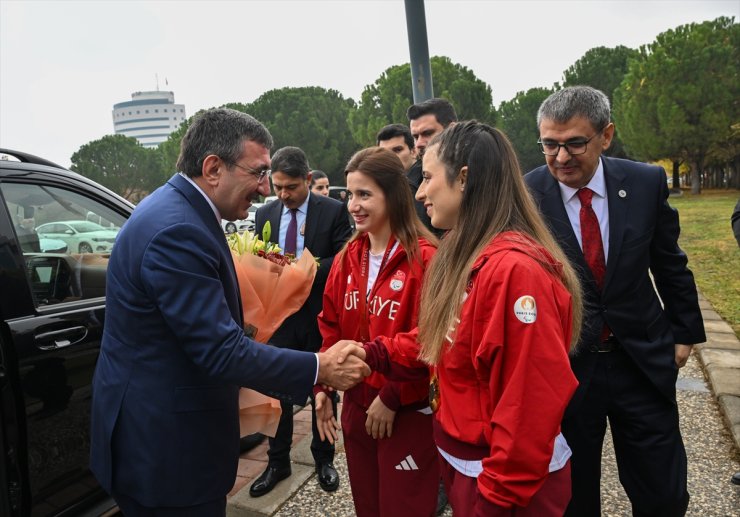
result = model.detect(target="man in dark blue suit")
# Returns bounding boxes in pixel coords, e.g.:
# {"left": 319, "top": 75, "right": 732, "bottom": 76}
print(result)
{"left": 524, "top": 86, "right": 705, "bottom": 517}
{"left": 90, "top": 109, "right": 369, "bottom": 516}
{"left": 250, "top": 146, "right": 353, "bottom": 497}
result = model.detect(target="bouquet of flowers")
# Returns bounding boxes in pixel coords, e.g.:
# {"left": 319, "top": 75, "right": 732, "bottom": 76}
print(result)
{"left": 228, "top": 222, "right": 318, "bottom": 438}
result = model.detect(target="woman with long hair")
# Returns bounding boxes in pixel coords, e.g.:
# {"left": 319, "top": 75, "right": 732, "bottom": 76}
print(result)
{"left": 314, "top": 147, "right": 440, "bottom": 516}
{"left": 359, "top": 120, "right": 582, "bottom": 515}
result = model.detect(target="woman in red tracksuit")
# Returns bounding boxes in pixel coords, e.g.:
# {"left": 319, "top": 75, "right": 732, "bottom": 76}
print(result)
{"left": 361, "top": 121, "right": 583, "bottom": 516}
{"left": 315, "top": 146, "right": 439, "bottom": 517}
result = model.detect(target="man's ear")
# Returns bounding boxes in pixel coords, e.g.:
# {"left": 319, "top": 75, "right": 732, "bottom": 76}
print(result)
{"left": 602, "top": 122, "right": 616, "bottom": 151}
{"left": 201, "top": 155, "right": 222, "bottom": 186}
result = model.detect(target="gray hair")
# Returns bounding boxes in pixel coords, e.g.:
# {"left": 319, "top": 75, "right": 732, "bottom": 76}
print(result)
{"left": 537, "top": 86, "right": 611, "bottom": 131}
{"left": 177, "top": 108, "right": 273, "bottom": 177}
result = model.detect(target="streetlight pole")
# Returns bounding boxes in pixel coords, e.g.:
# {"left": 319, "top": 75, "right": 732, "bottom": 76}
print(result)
{"left": 404, "top": 0, "right": 434, "bottom": 103}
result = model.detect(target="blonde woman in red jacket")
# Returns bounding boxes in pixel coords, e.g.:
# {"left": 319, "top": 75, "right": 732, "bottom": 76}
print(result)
{"left": 355, "top": 121, "right": 583, "bottom": 516}
{"left": 315, "top": 146, "right": 439, "bottom": 517}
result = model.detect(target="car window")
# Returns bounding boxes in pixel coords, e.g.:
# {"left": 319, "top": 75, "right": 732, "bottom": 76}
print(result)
{"left": 1, "top": 181, "right": 126, "bottom": 306}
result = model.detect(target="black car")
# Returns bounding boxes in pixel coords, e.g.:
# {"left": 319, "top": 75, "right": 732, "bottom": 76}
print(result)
{"left": 0, "top": 149, "right": 133, "bottom": 516}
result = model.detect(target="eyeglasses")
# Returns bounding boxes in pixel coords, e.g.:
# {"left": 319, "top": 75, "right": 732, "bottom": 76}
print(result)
{"left": 537, "top": 132, "right": 601, "bottom": 156}
{"left": 228, "top": 161, "right": 271, "bottom": 183}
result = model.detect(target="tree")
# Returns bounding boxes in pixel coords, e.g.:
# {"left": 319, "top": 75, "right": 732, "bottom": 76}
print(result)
{"left": 614, "top": 17, "right": 739, "bottom": 194}
{"left": 498, "top": 87, "right": 553, "bottom": 173}
{"left": 233, "top": 87, "right": 357, "bottom": 184}
{"left": 563, "top": 45, "right": 639, "bottom": 158}
{"left": 350, "top": 56, "right": 497, "bottom": 147}
{"left": 70, "top": 135, "right": 163, "bottom": 201}
{"left": 157, "top": 117, "right": 194, "bottom": 178}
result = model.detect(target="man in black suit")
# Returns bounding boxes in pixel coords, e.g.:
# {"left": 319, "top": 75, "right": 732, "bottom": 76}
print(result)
{"left": 404, "top": 98, "right": 457, "bottom": 237}
{"left": 250, "top": 146, "right": 353, "bottom": 497}
{"left": 525, "top": 86, "right": 705, "bottom": 517}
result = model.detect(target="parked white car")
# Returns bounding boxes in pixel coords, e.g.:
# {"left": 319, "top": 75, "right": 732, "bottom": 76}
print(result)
{"left": 36, "top": 220, "right": 118, "bottom": 253}
{"left": 222, "top": 202, "right": 263, "bottom": 234}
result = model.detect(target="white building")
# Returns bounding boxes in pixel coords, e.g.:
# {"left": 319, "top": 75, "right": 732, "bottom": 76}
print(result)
{"left": 112, "top": 91, "right": 187, "bottom": 148}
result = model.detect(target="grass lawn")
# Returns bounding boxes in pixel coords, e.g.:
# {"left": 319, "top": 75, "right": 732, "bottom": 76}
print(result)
{"left": 668, "top": 189, "right": 740, "bottom": 336}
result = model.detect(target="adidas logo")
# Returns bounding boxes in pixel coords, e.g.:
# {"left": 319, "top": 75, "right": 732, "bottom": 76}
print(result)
{"left": 394, "top": 454, "right": 419, "bottom": 471}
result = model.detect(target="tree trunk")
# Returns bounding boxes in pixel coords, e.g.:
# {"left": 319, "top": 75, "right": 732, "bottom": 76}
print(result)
{"left": 691, "top": 161, "right": 701, "bottom": 195}
{"left": 671, "top": 160, "right": 681, "bottom": 193}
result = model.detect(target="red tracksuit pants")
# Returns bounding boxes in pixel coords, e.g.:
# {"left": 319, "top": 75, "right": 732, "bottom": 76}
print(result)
{"left": 341, "top": 398, "right": 439, "bottom": 517}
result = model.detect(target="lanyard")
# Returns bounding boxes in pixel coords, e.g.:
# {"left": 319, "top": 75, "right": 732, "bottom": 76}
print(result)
{"left": 356, "top": 236, "right": 397, "bottom": 342}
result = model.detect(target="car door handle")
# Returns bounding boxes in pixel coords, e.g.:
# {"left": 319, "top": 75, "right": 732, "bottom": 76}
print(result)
{"left": 35, "top": 326, "right": 88, "bottom": 350}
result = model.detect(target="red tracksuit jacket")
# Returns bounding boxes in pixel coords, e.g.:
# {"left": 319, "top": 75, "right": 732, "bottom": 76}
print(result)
{"left": 318, "top": 235, "right": 436, "bottom": 410}
{"left": 366, "top": 231, "right": 578, "bottom": 509}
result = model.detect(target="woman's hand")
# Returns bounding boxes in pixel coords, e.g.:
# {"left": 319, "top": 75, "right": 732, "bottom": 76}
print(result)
{"left": 365, "top": 395, "right": 396, "bottom": 439}
{"left": 314, "top": 391, "right": 340, "bottom": 444}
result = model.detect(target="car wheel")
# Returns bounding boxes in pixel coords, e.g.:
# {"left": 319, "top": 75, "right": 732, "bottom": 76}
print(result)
{"left": 225, "top": 222, "right": 237, "bottom": 234}
{"left": 79, "top": 242, "right": 93, "bottom": 253}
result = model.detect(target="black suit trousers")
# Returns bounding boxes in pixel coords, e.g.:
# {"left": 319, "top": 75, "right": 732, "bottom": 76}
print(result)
{"left": 268, "top": 392, "right": 338, "bottom": 468}
{"left": 562, "top": 349, "right": 689, "bottom": 517}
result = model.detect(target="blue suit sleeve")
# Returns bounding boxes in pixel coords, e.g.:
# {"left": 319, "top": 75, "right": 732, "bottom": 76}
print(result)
{"left": 140, "top": 222, "right": 316, "bottom": 403}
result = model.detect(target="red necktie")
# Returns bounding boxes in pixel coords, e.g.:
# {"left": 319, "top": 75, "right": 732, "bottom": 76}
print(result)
{"left": 577, "top": 188, "right": 606, "bottom": 291}
{"left": 284, "top": 209, "right": 298, "bottom": 255}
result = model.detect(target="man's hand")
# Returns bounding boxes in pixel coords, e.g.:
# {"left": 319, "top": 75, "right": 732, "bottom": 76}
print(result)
{"left": 334, "top": 339, "right": 367, "bottom": 363}
{"left": 314, "top": 391, "right": 340, "bottom": 444}
{"left": 317, "top": 341, "right": 370, "bottom": 391}
{"left": 365, "top": 395, "right": 396, "bottom": 439}
{"left": 675, "top": 344, "right": 693, "bottom": 368}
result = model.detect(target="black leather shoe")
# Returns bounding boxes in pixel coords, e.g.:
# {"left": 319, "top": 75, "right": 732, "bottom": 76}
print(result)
{"left": 316, "top": 462, "right": 339, "bottom": 492}
{"left": 249, "top": 465, "right": 291, "bottom": 497}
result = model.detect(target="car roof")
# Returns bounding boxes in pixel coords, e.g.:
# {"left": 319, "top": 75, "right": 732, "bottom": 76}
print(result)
{"left": 0, "top": 148, "right": 135, "bottom": 210}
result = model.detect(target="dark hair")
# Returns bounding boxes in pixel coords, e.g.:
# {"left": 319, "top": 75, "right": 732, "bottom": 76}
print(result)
{"left": 343, "top": 147, "right": 437, "bottom": 263}
{"left": 270, "top": 146, "right": 310, "bottom": 179}
{"left": 376, "top": 123, "right": 414, "bottom": 150}
{"left": 310, "top": 170, "right": 328, "bottom": 185}
{"left": 176, "top": 108, "right": 272, "bottom": 177}
{"left": 537, "top": 86, "right": 611, "bottom": 131}
{"left": 406, "top": 98, "right": 458, "bottom": 127}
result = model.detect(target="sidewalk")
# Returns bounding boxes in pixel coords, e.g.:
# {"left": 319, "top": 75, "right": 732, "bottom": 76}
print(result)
{"left": 225, "top": 292, "right": 740, "bottom": 516}
{"left": 693, "top": 292, "right": 740, "bottom": 452}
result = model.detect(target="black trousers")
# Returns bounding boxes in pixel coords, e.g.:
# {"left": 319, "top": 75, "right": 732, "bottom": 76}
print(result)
{"left": 267, "top": 391, "right": 337, "bottom": 469}
{"left": 562, "top": 348, "right": 689, "bottom": 517}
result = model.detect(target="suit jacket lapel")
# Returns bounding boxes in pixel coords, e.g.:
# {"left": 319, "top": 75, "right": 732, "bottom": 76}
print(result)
{"left": 603, "top": 157, "right": 627, "bottom": 292}
{"left": 169, "top": 174, "right": 243, "bottom": 323}
{"left": 303, "top": 195, "right": 320, "bottom": 252}
{"left": 266, "top": 202, "right": 282, "bottom": 244}
{"left": 540, "top": 176, "right": 584, "bottom": 266}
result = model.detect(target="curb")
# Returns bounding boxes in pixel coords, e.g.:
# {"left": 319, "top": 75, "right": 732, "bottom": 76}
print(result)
{"left": 694, "top": 293, "right": 740, "bottom": 453}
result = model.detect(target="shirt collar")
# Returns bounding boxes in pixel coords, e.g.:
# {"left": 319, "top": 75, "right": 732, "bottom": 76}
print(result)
{"left": 179, "top": 172, "right": 221, "bottom": 221}
{"left": 281, "top": 192, "right": 311, "bottom": 215}
{"left": 558, "top": 157, "right": 606, "bottom": 204}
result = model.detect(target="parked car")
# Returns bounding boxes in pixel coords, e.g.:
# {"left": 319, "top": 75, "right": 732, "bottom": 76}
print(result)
{"left": 0, "top": 148, "right": 134, "bottom": 516}
{"left": 36, "top": 220, "right": 118, "bottom": 254}
{"left": 222, "top": 202, "right": 263, "bottom": 234}
{"left": 328, "top": 186, "right": 348, "bottom": 202}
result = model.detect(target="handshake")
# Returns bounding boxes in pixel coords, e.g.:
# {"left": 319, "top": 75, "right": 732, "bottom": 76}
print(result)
{"left": 316, "top": 340, "right": 370, "bottom": 391}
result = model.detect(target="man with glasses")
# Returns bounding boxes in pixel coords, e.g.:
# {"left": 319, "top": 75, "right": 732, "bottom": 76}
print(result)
{"left": 524, "top": 86, "right": 705, "bottom": 517}
{"left": 251, "top": 146, "right": 352, "bottom": 498}
{"left": 90, "top": 109, "right": 369, "bottom": 516}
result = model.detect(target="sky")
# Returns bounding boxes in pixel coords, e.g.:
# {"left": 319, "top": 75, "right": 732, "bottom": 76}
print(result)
{"left": 1, "top": 0, "right": 738, "bottom": 168}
